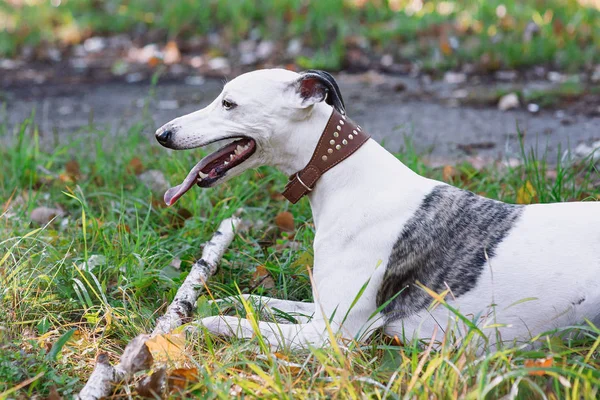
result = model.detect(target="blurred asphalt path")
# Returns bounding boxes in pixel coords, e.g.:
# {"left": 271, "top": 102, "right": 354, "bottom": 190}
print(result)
{"left": 2, "top": 74, "right": 599, "bottom": 164}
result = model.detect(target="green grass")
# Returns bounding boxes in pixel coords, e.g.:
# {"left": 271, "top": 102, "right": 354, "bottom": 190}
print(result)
{"left": 1, "top": 103, "right": 600, "bottom": 398}
{"left": 0, "top": 0, "right": 599, "bottom": 71}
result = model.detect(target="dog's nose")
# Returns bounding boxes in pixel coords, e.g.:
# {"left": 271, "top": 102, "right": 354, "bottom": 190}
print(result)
{"left": 155, "top": 128, "right": 173, "bottom": 145}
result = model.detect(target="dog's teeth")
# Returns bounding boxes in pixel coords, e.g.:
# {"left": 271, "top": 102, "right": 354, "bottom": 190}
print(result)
{"left": 229, "top": 154, "right": 235, "bottom": 160}
{"left": 224, "top": 161, "right": 229, "bottom": 165}
{"left": 198, "top": 171, "right": 208, "bottom": 179}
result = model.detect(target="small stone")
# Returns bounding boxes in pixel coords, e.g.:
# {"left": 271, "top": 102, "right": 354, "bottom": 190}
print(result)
{"left": 138, "top": 170, "right": 170, "bottom": 194}
{"left": 139, "top": 44, "right": 161, "bottom": 63}
{"left": 495, "top": 70, "right": 517, "bottom": 81}
{"left": 240, "top": 52, "right": 257, "bottom": 65}
{"left": 0, "top": 59, "right": 20, "bottom": 70}
{"left": 158, "top": 100, "right": 179, "bottom": 110}
{"left": 498, "top": 93, "right": 519, "bottom": 111}
{"left": 444, "top": 71, "right": 467, "bottom": 84}
{"left": 168, "top": 64, "right": 186, "bottom": 76}
{"left": 547, "top": 71, "right": 565, "bottom": 83}
{"left": 70, "top": 58, "right": 88, "bottom": 70}
{"left": 381, "top": 54, "right": 394, "bottom": 67}
{"left": 185, "top": 76, "right": 205, "bottom": 86}
{"left": 47, "top": 47, "right": 61, "bottom": 62}
{"left": 574, "top": 143, "right": 594, "bottom": 159}
{"left": 591, "top": 65, "right": 600, "bottom": 83}
{"left": 502, "top": 158, "right": 522, "bottom": 168}
{"left": 527, "top": 103, "right": 540, "bottom": 113}
{"left": 83, "top": 37, "right": 106, "bottom": 53}
{"left": 238, "top": 40, "right": 256, "bottom": 53}
{"left": 239, "top": 40, "right": 258, "bottom": 65}
{"left": 452, "top": 89, "right": 469, "bottom": 99}
{"left": 286, "top": 39, "right": 302, "bottom": 57}
{"left": 58, "top": 105, "right": 74, "bottom": 115}
{"left": 190, "top": 56, "right": 204, "bottom": 69}
{"left": 30, "top": 207, "right": 65, "bottom": 225}
{"left": 208, "top": 57, "right": 230, "bottom": 73}
{"left": 125, "top": 72, "right": 145, "bottom": 83}
{"left": 256, "top": 40, "right": 275, "bottom": 60}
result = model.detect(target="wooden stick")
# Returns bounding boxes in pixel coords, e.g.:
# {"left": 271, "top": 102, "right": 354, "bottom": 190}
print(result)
{"left": 76, "top": 217, "right": 241, "bottom": 400}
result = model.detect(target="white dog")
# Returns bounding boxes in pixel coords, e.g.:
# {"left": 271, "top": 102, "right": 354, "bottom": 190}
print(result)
{"left": 156, "top": 68, "right": 600, "bottom": 350}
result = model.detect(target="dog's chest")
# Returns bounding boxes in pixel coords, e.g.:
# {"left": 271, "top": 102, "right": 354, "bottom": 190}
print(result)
{"left": 376, "top": 185, "right": 523, "bottom": 321}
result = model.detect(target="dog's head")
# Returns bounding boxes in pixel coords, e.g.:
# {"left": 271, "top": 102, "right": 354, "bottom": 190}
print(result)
{"left": 156, "top": 68, "right": 345, "bottom": 205}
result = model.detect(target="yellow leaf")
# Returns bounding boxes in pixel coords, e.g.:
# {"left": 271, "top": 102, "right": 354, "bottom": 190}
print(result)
{"left": 168, "top": 367, "right": 198, "bottom": 390}
{"left": 145, "top": 333, "right": 186, "bottom": 366}
{"left": 290, "top": 251, "right": 313, "bottom": 273}
{"left": 517, "top": 181, "right": 537, "bottom": 204}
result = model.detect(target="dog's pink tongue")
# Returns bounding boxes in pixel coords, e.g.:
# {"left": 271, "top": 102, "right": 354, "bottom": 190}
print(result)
{"left": 164, "top": 163, "right": 204, "bottom": 206}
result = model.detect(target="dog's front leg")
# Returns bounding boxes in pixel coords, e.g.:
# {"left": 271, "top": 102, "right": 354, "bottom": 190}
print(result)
{"left": 192, "top": 316, "right": 328, "bottom": 349}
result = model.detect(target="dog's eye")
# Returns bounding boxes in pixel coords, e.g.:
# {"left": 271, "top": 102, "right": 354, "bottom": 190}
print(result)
{"left": 222, "top": 99, "right": 236, "bottom": 110}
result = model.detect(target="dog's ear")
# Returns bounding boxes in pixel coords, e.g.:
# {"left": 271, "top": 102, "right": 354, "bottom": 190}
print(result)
{"left": 291, "top": 70, "right": 346, "bottom": 114}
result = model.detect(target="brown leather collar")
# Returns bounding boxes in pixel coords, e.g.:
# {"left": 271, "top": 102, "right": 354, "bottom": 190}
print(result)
{"left": 282, "top": 109, "right": 370, "bottom": 204}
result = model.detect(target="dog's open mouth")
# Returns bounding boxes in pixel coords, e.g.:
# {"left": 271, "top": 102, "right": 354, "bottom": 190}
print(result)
{"left": 164, "top": 137, "right": 256, "bottom": 206}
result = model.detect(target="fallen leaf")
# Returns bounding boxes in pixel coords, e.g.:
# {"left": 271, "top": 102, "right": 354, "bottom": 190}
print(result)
{"left": 145, "top": 333, "right": 186, "bottom": 366}
{"left": 442, "top": 165, "right": 455, "bottom": 181}
{"left": 275, "top": 211, "right": 294, "bottom": 232}
{"left": 270, "top": 191, "right": 286, "bottom": 201}
{"left": 290, "top": 251, "right": 313, "bottom": 273}
{"left": 148, "top": 56, "right": 162, "bottom": 67}
{"left": 274, "top": 352, "right": 302, "bottom": 374}
{"left": 137, "top": 367, "right": 166, "bottom": 398}
{"left": 65, "top": 160, "right": 81, "bottom": 181}
{"left": 127, "top": 157, "right": 145, "bottom": 175}
{"left": 44, "top": 385, "right": 62, "bottom": 400}
{"left": 439, "top": 36, "right": 453, "bottom": 56}
{"left": 516, "top": 181, "right": 537, "bottom": 204}
{"left": 117, "top": 223, "right": 131, "bottom": 233}
{"left": 524, "top": 357, "right": 553, "bottom": 375}
{"left": 168, "top": 367, "right": 198, "bottom": 390}
{"left": 252, "top": 265, "right": 275, "bottom": 289}
{"left": 58, "top": 173, "right": 75, "bottom": 183}
{"left": 120, "top": 334, "right": 153, "bottom": 373}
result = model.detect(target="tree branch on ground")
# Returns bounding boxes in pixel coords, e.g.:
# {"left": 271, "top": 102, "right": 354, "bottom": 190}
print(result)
{"left": 76, "top": 216, "right": 242, "bottom": 400}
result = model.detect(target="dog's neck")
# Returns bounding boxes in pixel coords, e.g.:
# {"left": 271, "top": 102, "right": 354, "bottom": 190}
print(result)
{"left": 273, "top": 103, "right": 422, "bottom": 230}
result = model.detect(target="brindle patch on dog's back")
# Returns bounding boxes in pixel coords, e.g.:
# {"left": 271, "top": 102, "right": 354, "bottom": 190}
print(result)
{"left": 377, "top": 185, "right": 523, "bottom": 321}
